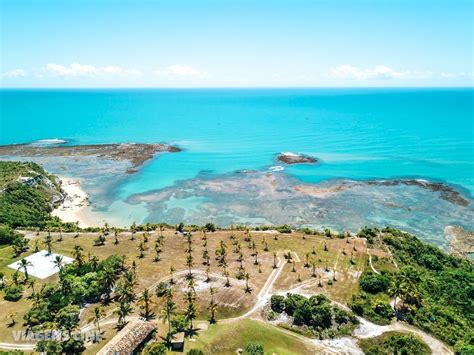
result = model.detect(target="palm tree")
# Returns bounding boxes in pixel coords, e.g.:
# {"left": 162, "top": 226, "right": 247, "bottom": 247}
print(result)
{"left": 92, "top": 306, "right": 105, "bottom": 333}
{"left": 311, "top": 260, "right": 317, "bottom": 278}
{"left": 186, "top": 254, "right": 194, "bottom": 279}
{"left": 244, "top": 272, "right": 251, "bottom": 293}
{"left": 254, "top": 250, "right": 259, "bottom": 265}
{"left": 73, "top": 222, "right": 79, "bottom": 238}
{"left": 208, "top": 287, "right": 218, "bottom": 324}
{"left": 208, "top": 302, "right": 218, "bottom": 324}
{"left": 138, "top": 289, "right": 153, "bottom": 320}
{"left": 160, "top": 293, "right": 177, "bottom": 342}
{"left": 28, "top": 279, "right": 36, "bottom": 297}
{"left": 223, "top": 268, "right": 230, "bottom": 287}
{"left": 45, "top": 235, "right": 52, "bottom": 255}
{"left": 154, "top": 247, "right": 161, "bottom": 262}
{"left": 238, "top": 252, "right": 244, "bottom": 268}
{"left": 169, "top": 266, "right": 176, "bottom": 284}
{"left": 392, "top": 266, "right": 421, "bottom": 309}
{"left": 18, "top": 258, "right": 33, "bottom": 280}
{"left": 33, "top": 239, "right": 40, "bottom": 253}
{"left": 116, "top": 301, "right": 132, "bottom": 327}
{"left": 130, "top": 222, "right": 137, "bottom": 240}
{"left": 53, "top": 255, "right": 64, "bottom": 273}
{"left": 209, "top": 287, "right": 216, "bottom": 304}
{"left": 114, "top": 229, "right": 119, "bottom": 244}
{"left": 158, "top": 223, "right": 165, "bottom": 237}
{"left": 184, "top": 290, "right": 196, "bottom": 332}
{"left": 102, "top": 267, "right": 116, "bottom": 303}
{"left": 138, "top": 242, "right": 146, "bottom": 258}
{"left": 12, "top": 271, "right": 20, "bottom": 286}
{"left": 90, "top": 255, "right": 99, "bottom": 271}
{"left": 73, "top": 245, "right": 84, "bottom": 267}
{"left": 205, "top": 266, "right": 211, "bottom": 282}
{"left": 304, "top": 253, "right": 310, "bottom": 268}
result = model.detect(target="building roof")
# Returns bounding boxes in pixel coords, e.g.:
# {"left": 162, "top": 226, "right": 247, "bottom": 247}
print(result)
{"left": 97, "top": 320, "right": 155, "bottom": 355}
{"left": 172, "top": 332, "right": 185, "bottom": 344}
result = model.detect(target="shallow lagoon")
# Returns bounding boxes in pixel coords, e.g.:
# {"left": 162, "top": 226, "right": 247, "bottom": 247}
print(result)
{"left": 1, "top": 88, "right": 473, "bottom": 246}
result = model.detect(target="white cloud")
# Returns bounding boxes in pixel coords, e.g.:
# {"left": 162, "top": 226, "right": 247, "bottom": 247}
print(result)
{"left": 45, "top": 63, "right": 142, "bottom": 77}
{"left": 155, "top": 64, "right": 209, "bottom": 79}
{"left": 331, "top": 65, "right": 410, "bottom": 80}
{"left": 46, "top": 63, "right": 96, "bottom": 76}
{"left": 1, "top": 69, "right": 28, "bottom": 78}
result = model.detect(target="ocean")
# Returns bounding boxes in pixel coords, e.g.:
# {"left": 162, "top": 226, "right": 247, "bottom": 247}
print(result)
{"left": 1, "top": 88, "right": 473, "bottom": 247}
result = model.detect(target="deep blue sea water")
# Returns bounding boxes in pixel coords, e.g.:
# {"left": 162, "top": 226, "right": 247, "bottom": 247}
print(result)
{"left": 1, "top": 88, "right": 473, "bottom": 245}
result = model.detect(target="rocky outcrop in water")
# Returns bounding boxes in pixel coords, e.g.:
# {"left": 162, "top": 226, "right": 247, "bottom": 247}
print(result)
{"left": 277, "top": 152, "right": 317, "bottom": 165}
{"left": 444, "top": 225, "right": 474, "bottom": 258}
{"left": 0, "top": 142, "right": 181, "bottom": 173}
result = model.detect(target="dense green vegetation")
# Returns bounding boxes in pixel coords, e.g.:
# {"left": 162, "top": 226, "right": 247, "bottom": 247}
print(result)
{"left": 0, "top": 161, "right": 62, "bottom": 229}
{"left": 270, "top": 293, "right": 359, "bottom": 338}
{"left": 352, "top": 228, "right": 474, "bottom": 353}
{"left": 358, "top": 331, "right": 430, "bottom": 355}
{"left": 0, "top": 225, "right": 28, "bottom": 255}
{"left": 22, "top": 253, "right": 126, "bottom": 352}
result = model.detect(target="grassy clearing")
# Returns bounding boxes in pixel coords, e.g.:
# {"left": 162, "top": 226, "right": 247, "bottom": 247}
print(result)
{"left": 0, "top": 229, "right": 385, "bottom": 351}
{"left": 184, "top": 319, "right": 315, "bottom": 354}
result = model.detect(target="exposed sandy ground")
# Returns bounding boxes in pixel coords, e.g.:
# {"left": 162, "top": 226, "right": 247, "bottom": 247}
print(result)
{"left": 51, "top": 176, "right": 99, "bottom": 227}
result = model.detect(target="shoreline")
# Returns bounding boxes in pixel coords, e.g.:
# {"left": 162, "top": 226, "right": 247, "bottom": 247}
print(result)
{"left": 51, "top": 176, "right": 99, "bottom": 228}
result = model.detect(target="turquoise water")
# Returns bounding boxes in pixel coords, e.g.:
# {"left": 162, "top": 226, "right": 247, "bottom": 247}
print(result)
{"left": 0, "top": 88, "right": 473, "bottom": 243}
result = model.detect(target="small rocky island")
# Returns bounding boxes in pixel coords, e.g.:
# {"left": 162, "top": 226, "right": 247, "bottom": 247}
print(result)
{"left": 277, "top": 152, "right": 317, "bottom": 165}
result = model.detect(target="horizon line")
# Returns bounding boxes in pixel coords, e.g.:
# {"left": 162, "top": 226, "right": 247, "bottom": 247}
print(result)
{"left": 1, "top": 86, "right": 473, "bottom": 90}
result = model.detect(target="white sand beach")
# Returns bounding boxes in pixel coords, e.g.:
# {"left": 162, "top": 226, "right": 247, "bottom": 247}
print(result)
{"left": 52, "top": 176, "right": 97, "bottom": 228}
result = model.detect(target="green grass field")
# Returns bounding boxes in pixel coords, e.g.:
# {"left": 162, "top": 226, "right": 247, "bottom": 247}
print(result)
{"left": 184, "top": 319, "right": 315, "bottom": 354}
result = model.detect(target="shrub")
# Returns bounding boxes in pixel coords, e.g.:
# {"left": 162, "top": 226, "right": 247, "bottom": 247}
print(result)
{"left": 276, "top": 225, "right": 292, "bottom": 233}
{"left": 245, "top": 342, "right": 264, "bottom": 355}
{"left": 203, "top": 223, "right": 216, "bottom": 232}
{"left": 187, "top": 350, "right": 204, "bottom": 355}
{"left": 359, "top": 332, "right": 430, "bottom": 355}
{"left": 144, "top": 342, "right": 167, "bottom": 355}
{"left": 3, "top": 284, "right": 23, "bottom": 301}
{"left": 359, "top": 272, "right": 391, "bottom": 294}
{"left": 270, "top": 295, "right": 285, "bottom": 313}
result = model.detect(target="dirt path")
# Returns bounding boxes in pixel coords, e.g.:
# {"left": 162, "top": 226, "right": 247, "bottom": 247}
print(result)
{"left": 354, "top": 318, "right": 453, "bottom": 355}
{"left": 223, "top": 255, "right": 285, "bottom": 321}
{"left": 367, "top": 249, "right": 380, "bottom": 274}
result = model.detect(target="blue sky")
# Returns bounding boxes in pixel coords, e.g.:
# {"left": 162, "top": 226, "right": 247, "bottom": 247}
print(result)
{"left": 1, "top": 0, "right": 472, "bottom": 87}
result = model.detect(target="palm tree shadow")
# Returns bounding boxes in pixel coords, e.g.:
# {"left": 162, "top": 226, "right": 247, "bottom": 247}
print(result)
{"left": 114, "top": 322, "right": 127, "bottom": 331}
{"left": 140, "top": 312, "right": 157, "bottom": 320}
{"left": 186, "top": 327, "right": 200, "bottom": 338}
